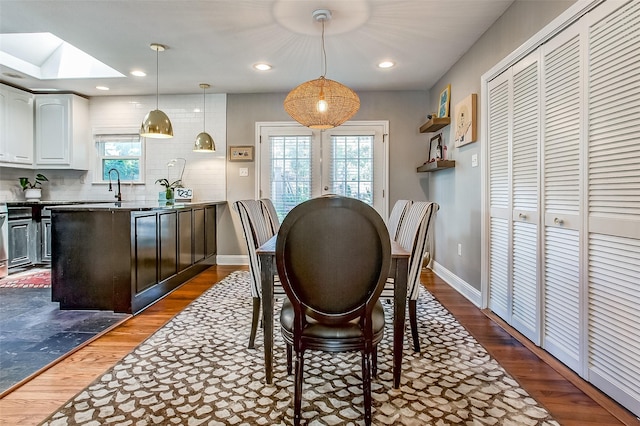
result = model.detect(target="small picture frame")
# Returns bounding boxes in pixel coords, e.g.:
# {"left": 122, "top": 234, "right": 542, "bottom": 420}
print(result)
{"left": 229, "top": 145, "right": 254, "bottom": 162}
{"left": 438, "top": 84, "right": 451, "bottom": 118}
{"left": 454, "top": 93, "right": 477, "bottom": 147}
{"left": 428, "top": 134, "right": 443, "bottom": 162}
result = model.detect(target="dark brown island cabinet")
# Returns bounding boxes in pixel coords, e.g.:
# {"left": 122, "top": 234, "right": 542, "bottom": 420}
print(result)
{"left": 49, "top": 201, "right": 223, "bottom": 314}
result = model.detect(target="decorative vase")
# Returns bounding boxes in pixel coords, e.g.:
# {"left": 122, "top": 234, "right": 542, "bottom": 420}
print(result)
{"left": 24, "top": 188, "right": 42, "bottom": 201}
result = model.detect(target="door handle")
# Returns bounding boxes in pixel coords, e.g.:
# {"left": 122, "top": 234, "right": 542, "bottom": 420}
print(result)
{"left": 554, "top": 217, "right": 564, "bottom": 225}
{"left": 324, "top": 186, "right": 329, "bottom": 191}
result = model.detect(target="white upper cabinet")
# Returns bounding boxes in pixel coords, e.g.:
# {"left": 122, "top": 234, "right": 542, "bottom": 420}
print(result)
{"left": 0, "top": 84, "right": 34, "bottom": 167}
{"left": 35, "top": 94, "right": 90, "bottom": 169}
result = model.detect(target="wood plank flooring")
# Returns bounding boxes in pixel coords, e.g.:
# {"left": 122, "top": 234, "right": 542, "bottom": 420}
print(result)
{"left": 0, "top": 265, "right": 637, "bottom": 425}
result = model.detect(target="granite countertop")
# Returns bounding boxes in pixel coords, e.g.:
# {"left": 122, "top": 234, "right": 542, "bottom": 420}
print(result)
{"left": 7, "top": 200, "right": 114, "bottom": 207}
{"left": 47, "top": 200, "right": 226, "bottom": 212}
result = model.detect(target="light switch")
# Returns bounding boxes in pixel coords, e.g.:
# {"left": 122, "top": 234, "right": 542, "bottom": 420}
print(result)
{"left": 239, "top": 167, "right": 249, "bottom": 177}
{"left": 472, "top": 154, "right": 478, "bottom": 167}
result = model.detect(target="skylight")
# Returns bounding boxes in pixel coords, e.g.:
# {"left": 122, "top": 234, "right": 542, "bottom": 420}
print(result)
{"left": 0, "top": 32, "right": 124, "bottom": 80}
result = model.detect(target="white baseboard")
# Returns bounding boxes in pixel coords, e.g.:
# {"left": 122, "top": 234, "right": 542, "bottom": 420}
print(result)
{"left": 216, "top": 255, "right": 248, "bottom": 266}
{"left": 430, "top": 261, "right": 482, "bottom": 308}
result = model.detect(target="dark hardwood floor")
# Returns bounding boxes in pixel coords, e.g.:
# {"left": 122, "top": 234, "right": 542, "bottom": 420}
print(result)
{"left": 0, "top": 265, "right": 637, "bottom": 425}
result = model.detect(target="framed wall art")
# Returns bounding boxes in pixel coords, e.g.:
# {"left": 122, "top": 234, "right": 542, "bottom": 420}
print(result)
{"left": 454, "top": 93, "right": 477, "bottom": 147}
{"left": 437, "top": 84, "right": 451, "bottom": 118}
{"left": 428, "top": 134, "right": 443, "bottom": 162}
{"left": 229, "top": 145, "right": 254, "bottom": 162}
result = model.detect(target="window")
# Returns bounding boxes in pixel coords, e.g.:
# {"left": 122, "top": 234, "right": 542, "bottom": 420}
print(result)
{"left": 258, "top": 121, "right": 388, "bottom": 220}
{"left": 330, "top": 135, "right": 374, "bottom": 206}
{"left": 269, "top": 135, "right": 312, "bottom": 219}
{"left": 95, "top": 134, "right": 144, "bottom": 182}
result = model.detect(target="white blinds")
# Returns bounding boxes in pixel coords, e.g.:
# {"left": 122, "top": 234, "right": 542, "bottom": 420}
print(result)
{"left": 587, "top": 0, "right": 640, "bottom": 412}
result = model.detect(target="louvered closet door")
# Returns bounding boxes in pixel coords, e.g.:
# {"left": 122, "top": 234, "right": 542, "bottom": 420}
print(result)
{"left": 540, "top": 21, "right": 584, "bottom": 373}
{"left": 510, "top": 51, "right": 541, "bottom": 344}
{"left": 586, "top": 0, "right": 640, "bottom": 416}
{"left": 487, "top": 71, "right": 512, "bottom": 321}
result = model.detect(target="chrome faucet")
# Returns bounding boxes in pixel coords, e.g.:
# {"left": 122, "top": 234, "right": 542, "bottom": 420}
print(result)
{"left": 108, "top": 168, "right": 122, "bottom": 202}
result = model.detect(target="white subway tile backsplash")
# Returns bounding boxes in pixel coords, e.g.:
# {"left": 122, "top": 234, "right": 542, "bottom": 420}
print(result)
{"left": 0, "top": 93, "right": 227, "bottom": 202}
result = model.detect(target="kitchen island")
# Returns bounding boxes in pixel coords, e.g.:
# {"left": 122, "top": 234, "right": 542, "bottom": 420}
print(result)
{"left": 49, "top": 201, "right": 224, "bottom": 314}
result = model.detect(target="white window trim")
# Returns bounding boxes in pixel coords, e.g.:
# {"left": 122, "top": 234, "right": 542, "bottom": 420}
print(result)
{"left": 92, "top": 128, "right": 146, "bottom": 184}
{"left": 255, "top": 120, "right": 390, "bottom": 219}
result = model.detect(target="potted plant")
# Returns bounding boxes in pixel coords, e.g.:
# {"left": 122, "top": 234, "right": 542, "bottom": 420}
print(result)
{"left": 155, "top": 178, "right": 183, "bottom": 201}
{"left": 19, "top": 173, "right": 49, "bottom": 201}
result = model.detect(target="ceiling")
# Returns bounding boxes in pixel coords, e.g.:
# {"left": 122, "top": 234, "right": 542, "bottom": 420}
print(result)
{"left": 0, "top": 0, "right": 514, "bottom": 98}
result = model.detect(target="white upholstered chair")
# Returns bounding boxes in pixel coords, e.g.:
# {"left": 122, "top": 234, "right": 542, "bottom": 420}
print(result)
{"left": 387, "top": 199, "right": 412, "bottom": 241}
{"left": 259, "top": 198, "right": 280, "bottom": 235}
{"left": 381, "top": 201, "right": 439, "bottom": 352}
{"left": 233, "top": 199, "right": 284, "bottom": 348}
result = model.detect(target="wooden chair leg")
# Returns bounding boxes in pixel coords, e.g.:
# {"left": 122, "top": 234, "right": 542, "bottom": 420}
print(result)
{"left": 286, "top": 344, "right": 293, "bottom": 375}
{"left": 409, "top": 299, "right": 420, "bottom": 352}
{"left": 372, "top": 346, "right": 378, "bottom": 377}
{"left": 294, "top": 351, "right": 304, "bottom": 426}
{"left": 362, "top": 351, "right": 372, "bottom": 426}
{"left": 248, "top": 297, "right": 261, "bottom": 349}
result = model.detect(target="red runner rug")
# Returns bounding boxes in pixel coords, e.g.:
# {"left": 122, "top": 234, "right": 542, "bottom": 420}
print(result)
{"left": 0, "top": 268, "right": 51, "bottom": 288}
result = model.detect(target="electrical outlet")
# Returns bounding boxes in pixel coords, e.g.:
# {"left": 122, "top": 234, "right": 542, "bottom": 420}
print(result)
{"left": 239, "top": 167, "right": 249, "bottom": 177}
{"left": 471, "top": 154, "right": 478, "bottom": 167}
{"left": 457, "top": 243, "right": 462, "bottom": 256}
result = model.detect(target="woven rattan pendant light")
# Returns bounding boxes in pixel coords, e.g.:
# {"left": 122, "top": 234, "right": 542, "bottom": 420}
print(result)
{"left": 284, "top": 9, "right": 360, "bottom": 130}
{"left": 193, "top": 83, "right": 216, "bottom": 152}
{"left": 140, "top": 43, "right": 173, "bottom": 138}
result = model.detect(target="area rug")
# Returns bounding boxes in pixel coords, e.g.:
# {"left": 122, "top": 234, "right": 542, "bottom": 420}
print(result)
{"left": 40, "top": 271, "right": 558, "bottom": 425}
{"left": 0, "top": 268, "right": 51, "bottom": 288}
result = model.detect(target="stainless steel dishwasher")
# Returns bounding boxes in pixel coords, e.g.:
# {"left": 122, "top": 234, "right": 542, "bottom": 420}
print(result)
{"left": 0, "top": 203, "right": 8, "bottom": 278}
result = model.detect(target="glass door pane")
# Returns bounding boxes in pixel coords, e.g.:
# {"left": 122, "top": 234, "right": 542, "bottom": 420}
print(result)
{"left": 259, "top": 122, "right": 387, "bottom": 220}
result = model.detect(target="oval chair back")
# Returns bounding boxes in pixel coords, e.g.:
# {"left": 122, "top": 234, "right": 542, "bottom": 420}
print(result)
{"left": 276, "top": 195, "right": 391, "bottom": 425}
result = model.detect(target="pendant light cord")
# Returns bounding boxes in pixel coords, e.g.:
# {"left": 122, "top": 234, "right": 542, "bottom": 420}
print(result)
{"left": 155, "top": 47, "right": 159, "bottom": 109}
{"left": 202, "top": 87, "right": 206, "bottom": 130}
{"left": 320, "top": 18, "right": 327, "bottom": 78}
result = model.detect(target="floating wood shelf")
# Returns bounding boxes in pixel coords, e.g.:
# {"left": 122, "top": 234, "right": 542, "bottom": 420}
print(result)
{"left": 417, "top": 160, "right": 456, "bottom": 172}
{"left": 419, "top": 117, "right": 450, "bottom": 133}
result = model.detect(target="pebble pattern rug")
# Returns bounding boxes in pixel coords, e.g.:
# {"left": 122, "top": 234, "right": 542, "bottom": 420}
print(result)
{"left": 0, "top": 268, "right": 51, "bottom": 288}
{"left": 40, "top": 271, "right": 559, "bottom": 426}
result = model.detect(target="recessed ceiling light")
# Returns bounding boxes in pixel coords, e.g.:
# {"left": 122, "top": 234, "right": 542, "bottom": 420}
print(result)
{"left": 254, "top": 63, "right": 272, "bottom": 71}
{"left": 378, "top": 61, "right": 395, "bottom": 69}
{"left": 131, "top": 70, "right": 146, "bottom": 77}
{"left": 96, "top": 85, "right": 109, "bottom": 91}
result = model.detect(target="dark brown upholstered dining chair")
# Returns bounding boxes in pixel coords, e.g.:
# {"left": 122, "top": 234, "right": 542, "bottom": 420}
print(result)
{"left": 276, "top": 195, "right": 391, "bottom": 426}
{"left": 232, "top": 199, "right": 285, "bottom": 348}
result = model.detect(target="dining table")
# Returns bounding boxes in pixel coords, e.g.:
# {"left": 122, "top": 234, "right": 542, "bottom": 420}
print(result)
{"left": 256, "top": 234, "right": 410, "bottom": 389}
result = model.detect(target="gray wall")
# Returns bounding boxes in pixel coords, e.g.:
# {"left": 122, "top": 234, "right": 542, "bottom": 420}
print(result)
{"left": 427, "top": 0, "right": 575, "bottom": 289}
{"left": 219, "top": 0, "right": 576, "bottom": 293}
{"left": 219, "top": 90, "right": 429, "bottom": 257}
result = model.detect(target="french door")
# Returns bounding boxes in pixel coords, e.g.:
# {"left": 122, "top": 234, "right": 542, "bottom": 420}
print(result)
{"left": 257, "top": 121, "right": 388, "bottom": 221}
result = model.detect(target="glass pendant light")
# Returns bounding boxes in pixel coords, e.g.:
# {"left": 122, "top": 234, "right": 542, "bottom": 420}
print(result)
{"left": 193, "top": 83, "right": 216, "bottom": 152}
{"left": 284, "top": 9, "right": 360, "bottom": 129}
{"left": 140, "top": 43, "right": 173, "bottom": 138}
